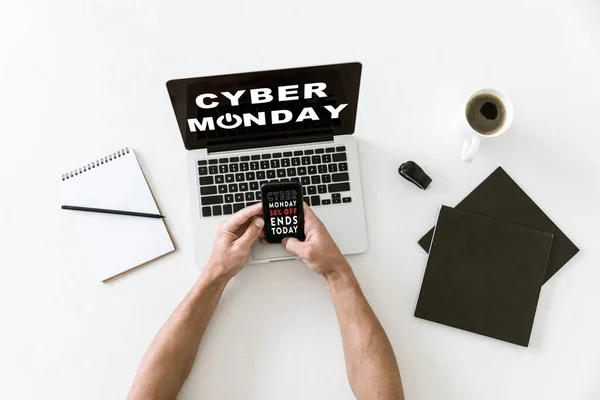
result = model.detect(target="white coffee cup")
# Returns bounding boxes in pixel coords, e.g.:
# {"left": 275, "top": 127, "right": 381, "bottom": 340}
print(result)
{"left": 453, "top": 88, "right": 514, "bottom": 162}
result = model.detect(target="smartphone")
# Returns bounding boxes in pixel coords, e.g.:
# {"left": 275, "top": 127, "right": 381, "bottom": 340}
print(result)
{"left": 261, "top": 181, "right": 305, "bottom": 243}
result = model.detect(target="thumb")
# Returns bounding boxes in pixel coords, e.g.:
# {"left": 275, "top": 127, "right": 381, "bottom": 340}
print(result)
{"left": 282, "top": 237, "right": 305, "bottom": 256}
{"left": 236, "top": 217, "right": 264, "bottom": 249}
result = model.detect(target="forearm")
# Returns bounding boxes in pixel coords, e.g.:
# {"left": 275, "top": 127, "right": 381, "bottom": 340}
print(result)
{"left": 128, "top": 268, "right": 228, "bottom": 400}
{"left": 325, "top": 262, "right": 404, "bottom": 400}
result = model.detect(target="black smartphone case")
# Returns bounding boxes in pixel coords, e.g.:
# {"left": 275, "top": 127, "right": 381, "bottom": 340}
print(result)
{"left": 261, "top": 182, "right": 305, "bottom": 243}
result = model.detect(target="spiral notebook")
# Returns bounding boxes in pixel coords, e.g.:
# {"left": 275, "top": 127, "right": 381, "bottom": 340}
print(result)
{"left": 61, "top": 147, "right": 175, "bottom": 282}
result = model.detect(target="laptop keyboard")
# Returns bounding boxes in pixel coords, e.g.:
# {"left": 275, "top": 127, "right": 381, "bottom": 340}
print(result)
{"left": 197, "top": 146, "right": 352, "bottom": 217}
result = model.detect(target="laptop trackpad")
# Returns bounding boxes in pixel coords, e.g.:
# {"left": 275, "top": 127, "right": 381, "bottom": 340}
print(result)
{"left": 252, "top": 242, "right": 295, "bottom": 260}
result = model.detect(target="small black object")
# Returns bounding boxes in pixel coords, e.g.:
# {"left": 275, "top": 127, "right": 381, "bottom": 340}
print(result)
{"left": 261, "top": 181, "right": 305, "bottom": 243}
{"left": 398, "top": 161, "right": 432, "bottom": 190}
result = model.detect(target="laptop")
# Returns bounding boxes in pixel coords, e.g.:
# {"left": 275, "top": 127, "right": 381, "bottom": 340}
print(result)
{"left": 166, "top": 62, "right": 368, "bottom": 265}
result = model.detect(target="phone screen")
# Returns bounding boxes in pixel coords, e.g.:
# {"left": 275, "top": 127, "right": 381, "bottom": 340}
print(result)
{"left": 261, "top": 182, "right": 305, "bottom": 243}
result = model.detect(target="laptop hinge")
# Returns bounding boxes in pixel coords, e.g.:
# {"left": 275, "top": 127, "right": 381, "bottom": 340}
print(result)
{"left": 207, "top": 133, "right": 334, "bottom": 154}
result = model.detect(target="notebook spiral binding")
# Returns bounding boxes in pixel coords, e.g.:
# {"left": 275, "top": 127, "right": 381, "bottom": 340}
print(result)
{"left": 61, "top": 148, "right": 130, "bottom": 181}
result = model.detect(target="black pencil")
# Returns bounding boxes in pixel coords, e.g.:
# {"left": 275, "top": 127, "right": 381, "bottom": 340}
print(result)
{"left": 61, "top": 205, "right": 165, "bottom": 219}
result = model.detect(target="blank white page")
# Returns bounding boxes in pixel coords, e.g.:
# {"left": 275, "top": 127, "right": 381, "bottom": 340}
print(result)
{"left": 61, "top": 148, "right": 174, "bottom": 281}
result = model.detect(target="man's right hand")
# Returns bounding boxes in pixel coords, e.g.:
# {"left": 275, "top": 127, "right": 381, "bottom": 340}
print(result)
{"left": 265, "top": 204, "right": 405, "bottom": 400}
{"left": 278, "top": 203, "right": 349, "bottom": 276}
{"left": 263, "top": 203, "right": 405, "bottom": 400}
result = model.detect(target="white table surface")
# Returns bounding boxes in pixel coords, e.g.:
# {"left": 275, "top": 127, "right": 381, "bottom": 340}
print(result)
{"left": 2, "top": 0, "right": 600, "bottom": 399}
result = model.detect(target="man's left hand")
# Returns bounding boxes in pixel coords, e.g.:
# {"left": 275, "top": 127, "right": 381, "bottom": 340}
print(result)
{"left": 205, "top": 203, "right": 264, "bottom": 282}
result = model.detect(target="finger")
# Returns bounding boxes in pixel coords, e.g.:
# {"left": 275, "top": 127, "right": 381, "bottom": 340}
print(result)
{"left": 303, "top": 202, "right": 320, "bottom": 223}
{"left": 222, "top": 203, "right": 263, "bottom": 233}
{"left": 282, "top": 237, "right": 305, "bottom": 256}
{"left": 302, "top": 202, "right": 323, "bottom": 232}
{"left": 236, "top": 217, "right": 264, "bottom": 249}
{"left": 259, "top": 238, "right": 269, "bottom": 245}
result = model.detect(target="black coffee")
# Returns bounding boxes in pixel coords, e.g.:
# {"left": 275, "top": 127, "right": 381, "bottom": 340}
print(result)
{"left": 465, "top": 93, "right": 506, "bottom": 135}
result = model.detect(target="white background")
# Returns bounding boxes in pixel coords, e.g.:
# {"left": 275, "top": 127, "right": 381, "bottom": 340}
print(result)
{"left": 1, "top": 0, "right": 600, "bottom": 399}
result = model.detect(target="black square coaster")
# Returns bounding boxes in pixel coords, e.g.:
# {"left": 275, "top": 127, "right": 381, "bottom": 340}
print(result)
{"left": 415, "top": 206, "right": 553, "bottom": 347}
{"left": 418, "top": 167, "right": 579, "bottom": 283}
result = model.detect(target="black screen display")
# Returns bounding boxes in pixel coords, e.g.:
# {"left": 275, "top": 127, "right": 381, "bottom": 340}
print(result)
{"left": 166, "top": 63, "right": 361, "bottom": 150}
{"left": 261, "top": 182, "right": 305, "bottom": 243}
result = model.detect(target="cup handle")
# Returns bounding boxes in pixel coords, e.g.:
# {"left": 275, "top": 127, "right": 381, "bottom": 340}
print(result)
{"left": 461, "top": 135, "right": 480, "bottom": 162}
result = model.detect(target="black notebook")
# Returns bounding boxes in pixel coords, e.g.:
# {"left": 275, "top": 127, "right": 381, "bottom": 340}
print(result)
{"left": 415, "top": 206, "right": 553, "bottom": 346}
{"left": 418, "top": 167, "right": 579, "bottom": 283}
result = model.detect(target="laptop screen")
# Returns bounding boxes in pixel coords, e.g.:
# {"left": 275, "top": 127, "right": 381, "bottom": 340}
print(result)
{"left": 166, "top": 63, "right": 362, "bottom": 151}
